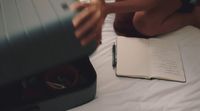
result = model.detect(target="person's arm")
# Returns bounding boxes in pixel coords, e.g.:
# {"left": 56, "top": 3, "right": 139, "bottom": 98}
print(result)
{"left": 69, "top": 0, "right": 160, "bottom": 45}
{"left": 197, "top": 0, "right": 200, "bottom": 5}
{"left": 104, "top": 0, "right": 160, "bottom": 14}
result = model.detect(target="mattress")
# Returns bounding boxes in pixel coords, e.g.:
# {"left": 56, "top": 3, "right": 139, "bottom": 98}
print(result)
{"left": 69, "top": 13, "right": 200, "bottom": 111}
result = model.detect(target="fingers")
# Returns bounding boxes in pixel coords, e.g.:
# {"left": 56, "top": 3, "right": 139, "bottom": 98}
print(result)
{"left": 95, "top": 18, "right": 104, "bottom": 44}
{"left": 83, "top": 17, "right": 104, "bottom": 45}
{"left": 74, "top": 8, "right": 101, "bottom": 39}
{"left": 80, "top": 24, "right": 102, "bottom": 46}
{"left": 72, "top": 5, "right": 95, "bottom": 30}
{"left": 70, "top": 2, "right": 104, "bottom": 46}
{"left": 69, "top": 2, "right": 89, "bottom": 11}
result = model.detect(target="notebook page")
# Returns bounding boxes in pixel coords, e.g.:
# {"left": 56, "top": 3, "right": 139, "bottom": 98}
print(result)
{"left": 116, "top": 36, "right": 150, "bottom": 78}
{"left": 149, "top": 39, "right": 185, "bottom": 82}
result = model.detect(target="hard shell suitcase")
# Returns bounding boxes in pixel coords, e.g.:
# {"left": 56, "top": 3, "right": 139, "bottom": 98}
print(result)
{"left": 0, "top": 57, "right": 97, "bottom": 111}
{"left": 0, "top": 0, "right": 97, "bottom": 86}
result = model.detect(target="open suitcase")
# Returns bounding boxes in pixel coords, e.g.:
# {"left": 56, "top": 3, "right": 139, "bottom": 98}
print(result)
{"left": 0, "top": 0, "right": 97, "bottom": 86}
{"left": 0, "top": 0, "right": 97, "bottom": 110}
{"left": 0, "top": 57, "right": 97, "bottom": 111}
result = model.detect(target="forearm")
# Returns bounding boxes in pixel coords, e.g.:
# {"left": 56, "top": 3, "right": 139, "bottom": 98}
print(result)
{"left": 197, "top": 0, "right": 200, "bottom": 5}
{"left": 104, "top": 0, "right": 160, "bottom": 14}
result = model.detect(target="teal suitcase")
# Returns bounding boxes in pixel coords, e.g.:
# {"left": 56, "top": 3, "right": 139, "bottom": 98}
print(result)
{"left": 0, "top": 0, "right": 97, "bottom": 110}
{"left": 0, "top": 0, "right": 97, "bottom": 86}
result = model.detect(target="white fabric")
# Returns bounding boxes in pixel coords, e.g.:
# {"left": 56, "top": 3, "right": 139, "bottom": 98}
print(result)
{"left": 69, "top": 14, "right": 200, "bottom": 111}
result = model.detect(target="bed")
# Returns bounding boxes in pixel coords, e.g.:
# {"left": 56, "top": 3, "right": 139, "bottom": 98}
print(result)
{"left": 69, "top": 12, "right": 200, "bottom": 111}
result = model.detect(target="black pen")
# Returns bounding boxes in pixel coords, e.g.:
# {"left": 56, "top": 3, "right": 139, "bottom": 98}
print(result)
{"left": 112, "top": 43, "right": 117, "bottom": 68}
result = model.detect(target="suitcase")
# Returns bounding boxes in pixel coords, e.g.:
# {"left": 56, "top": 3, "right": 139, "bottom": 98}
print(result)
{"left": 0, "top": 0, "right": 97, "bottom": 86}
{"left": 0, "top": 57, "right": 97, "bottom": 111}
{"left": 0, "top": 0, "right": 97, "bottom": 110}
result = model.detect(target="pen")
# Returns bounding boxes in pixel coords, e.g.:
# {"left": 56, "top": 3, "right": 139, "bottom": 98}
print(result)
{"left": 112, "top": 43, "right": 117, "bottom": 68}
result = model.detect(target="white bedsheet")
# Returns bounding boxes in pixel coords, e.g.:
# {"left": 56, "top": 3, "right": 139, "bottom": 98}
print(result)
{"left": 69, "top": 14, "right": 200, "bottom": 111}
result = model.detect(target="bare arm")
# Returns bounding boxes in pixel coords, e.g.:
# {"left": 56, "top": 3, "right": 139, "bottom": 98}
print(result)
{"left": 104, "top": 0, "right": 161, "bottom": 14}
{"left": 197, "top": 0, "right": 200, "bottom": 5}
{"left": 69, "top": 0, "right": 161, "bottom": 45}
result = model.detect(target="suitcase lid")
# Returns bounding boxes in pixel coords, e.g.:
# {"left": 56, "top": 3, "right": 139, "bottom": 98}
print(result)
{"left": 0, "top": 0, "right": 97, "bottom": 86}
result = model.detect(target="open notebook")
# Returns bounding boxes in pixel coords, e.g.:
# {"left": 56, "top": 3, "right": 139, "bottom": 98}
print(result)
{"left": 115, "top": 36, "right": 186, "bottom": 82}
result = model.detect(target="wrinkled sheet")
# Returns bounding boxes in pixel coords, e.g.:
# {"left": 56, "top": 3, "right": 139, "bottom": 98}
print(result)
{"left": 69, "top": 14, "right": 200, "bottom": 111}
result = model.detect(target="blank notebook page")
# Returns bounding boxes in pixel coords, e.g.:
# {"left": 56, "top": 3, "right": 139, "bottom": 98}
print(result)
{"left": 116, "top": 37, "right": 150, "bottom": 77}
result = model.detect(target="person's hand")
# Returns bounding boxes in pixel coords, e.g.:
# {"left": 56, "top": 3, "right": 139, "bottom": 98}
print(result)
{"left": 70, "top": 1, "right": 107, "bottom": 46}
